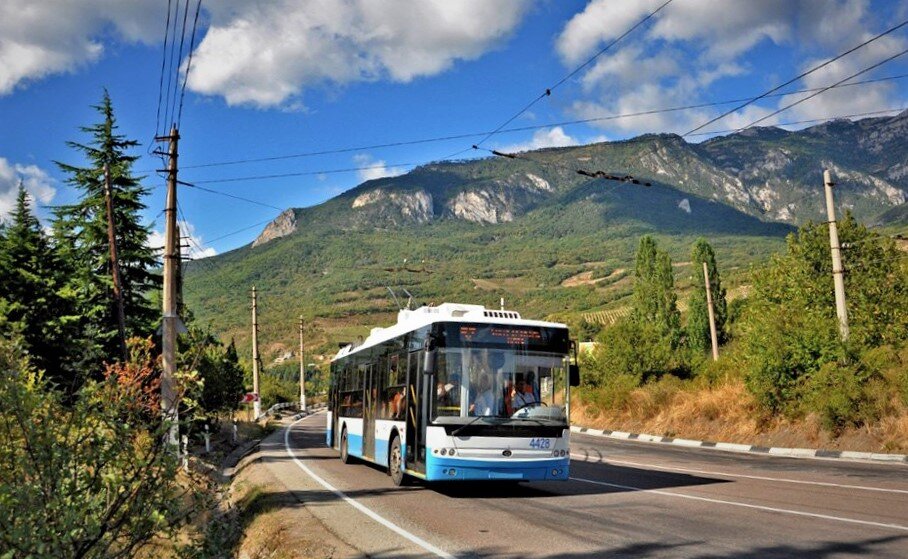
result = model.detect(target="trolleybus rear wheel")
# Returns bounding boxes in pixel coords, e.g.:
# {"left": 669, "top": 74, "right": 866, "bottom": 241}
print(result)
{"left": 340, "top": 427, "right": 350, "bottom": 464}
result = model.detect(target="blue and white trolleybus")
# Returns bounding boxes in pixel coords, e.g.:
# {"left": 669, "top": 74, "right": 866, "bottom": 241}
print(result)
{"left": 326, "top": 302, "right": 580, "bottom": 485}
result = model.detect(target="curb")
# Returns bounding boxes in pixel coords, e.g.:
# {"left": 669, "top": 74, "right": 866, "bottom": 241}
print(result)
{"left": 570, "top": 426, "right": 908, "bottom": 465}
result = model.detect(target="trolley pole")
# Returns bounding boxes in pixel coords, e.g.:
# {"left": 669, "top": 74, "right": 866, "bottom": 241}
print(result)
{"left": 103, "top": 163, "right": 128, "bottom": 361}
{"left": 703, "top": 262, "right": 719, "bottom": 361}
{"left": 159, "top": 125, "right": 180, "bottom": 448}
{"left": 299, "top": 315, "right": 307, "bottom": 412}
{"left": 824, "top": 169, "right": 850, "bottom": 341}
{"left": 252, "top": 286, "right": 261, "bottom": 419}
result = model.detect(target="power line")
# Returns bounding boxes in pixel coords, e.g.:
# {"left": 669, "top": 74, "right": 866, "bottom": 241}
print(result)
{"left": 154, "top": 0, "right": 174, "bottom": 141}
{"left": 182, "top": 182, "right": 285, "bottom": 211}
{"left": 148, "top": 73, "right": 908, "bottom": 172}
{"left": 177, "top": 0, "right": 203, "bottom": 127}
{"left": 685, "top": 18, "right": 908, "bottom": 136}
{"left": 470, "top": 0, "right": 675, "bottom": 151}
{"left": 162, "top": 0, "right": 182, "bottom": 133}
{"left": 188, "top": 162, "right": 421, "bottom": 185}
{"left": 169, "top": 0, "right": 192, "bottom": 129}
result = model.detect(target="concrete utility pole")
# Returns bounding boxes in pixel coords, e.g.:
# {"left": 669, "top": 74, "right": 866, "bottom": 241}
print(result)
{"left": 703, "top": 261, "right": 720, "bottom": 361}
{"left": 158, "top": 126, "right": 180, "bottom": 447}
{"left": 252, "top": 286, "right": 261, "bottom": 418}
{"left": 299, "top": 315, "right": 307, "bottom": 412}
{"left": 824, "top": 169, "right": 850, "bottom": 341}
{"left": 103, "top": 163, "right": 127, "bottom": 361}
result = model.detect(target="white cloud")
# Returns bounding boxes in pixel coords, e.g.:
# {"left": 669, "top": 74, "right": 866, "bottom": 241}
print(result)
{"left": 353, "top": 154, "right": 407, "bottom": 182}
{"left": 0, "top": 1, "right": 164, "bottom": 95}
{"left": 499, "top": 126, "right": 580, "bottom": 153}
{"left": 148, "top": 220, "right": 216, "bottom": 260}
{"left": 0, "top": 157, "right": 56, "bottom": 221}
{"left": 188, "top": 0, "right": 531, "bottom": 107}
{"left": 555, "top": 0, "right": 903, "bottom": 138}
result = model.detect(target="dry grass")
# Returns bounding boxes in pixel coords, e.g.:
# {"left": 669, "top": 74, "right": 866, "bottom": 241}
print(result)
{"left": 575, "top": 378, "right": 908, "bottom": 453}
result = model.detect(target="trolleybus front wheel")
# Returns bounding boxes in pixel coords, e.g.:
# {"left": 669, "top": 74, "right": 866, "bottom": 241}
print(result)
{"left": 389, "top": 436, "right": 406, "bottom": 486}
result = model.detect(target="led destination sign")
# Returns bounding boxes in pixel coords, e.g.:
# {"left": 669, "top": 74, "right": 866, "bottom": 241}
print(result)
{"left": 441, "top": 322, "right": 569, "bottom": 352}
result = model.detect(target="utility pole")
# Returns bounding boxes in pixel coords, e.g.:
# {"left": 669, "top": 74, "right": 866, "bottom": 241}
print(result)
{"left": 103, "top": 163, "right": 127, "bottom": 361}
{"left": 299, "top": 315, "right": 307, "bottom": 412}
{"left": 703, "top": 262, "right": 719, "bottom": 361}
{"left": 158, "top": 125, "right": 181, "bottom": 448}
{"left": 824, "top": 169, "right": 850, "bottom": 341}
{"left": 252, "top": 285, "right": 261, "bottom": 419}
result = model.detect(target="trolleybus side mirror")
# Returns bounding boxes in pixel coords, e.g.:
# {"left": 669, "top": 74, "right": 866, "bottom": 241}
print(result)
{"left": 423, "top": 335, "right": 437, "bottom": 375}
{"left": 569, "top": 364, "right": 581, "bottom": 387}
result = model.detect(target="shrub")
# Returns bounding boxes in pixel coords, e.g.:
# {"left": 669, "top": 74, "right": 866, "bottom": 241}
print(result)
{"left": 801, "top": 360, "right": 876, "bottom": 434}
{"left": 0, "top": 337, "right": 206, "bottom": 558}
{"left": 588, "top": 319, "right": 673, "bottom": 386}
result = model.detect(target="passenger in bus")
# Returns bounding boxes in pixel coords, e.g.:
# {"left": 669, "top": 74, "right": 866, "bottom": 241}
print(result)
{"left": 389, "top": 388, "right": 405, "bottom": 419}
{"left": 437, "top": 372, "right": 461, "bottom": 412}
{"left": 471, "top": 374, "right": 500, "bottom": 416}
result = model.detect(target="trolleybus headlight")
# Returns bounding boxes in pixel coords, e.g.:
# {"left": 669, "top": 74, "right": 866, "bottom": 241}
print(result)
{"left": 448, "top": 448, "right": 456, "bottom": 456}
{"left": 439, "top": 448, "right": 447, "bottom": 456}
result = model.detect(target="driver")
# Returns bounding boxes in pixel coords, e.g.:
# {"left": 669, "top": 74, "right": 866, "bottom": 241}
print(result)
{"left": 511, "top": 376, "right": 537, "bottom": 409}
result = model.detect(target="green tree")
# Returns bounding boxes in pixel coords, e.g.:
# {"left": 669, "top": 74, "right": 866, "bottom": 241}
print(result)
{"left": 742, "top": 214, "right": 908, "bottom": 412}
{"left": 196, "top": 338, "right": 246, "bottom": 419}
{"left": 53, "top": 91, "right": 159, "bottom": 378}
{"left": 686, "top": 238, "right": 728, "bottom": 353}
{"left": 0, "top": 186, "right": 74, "bottom": 383}
{"left": 631, "top": 235, "right": 681, "bottom": 344}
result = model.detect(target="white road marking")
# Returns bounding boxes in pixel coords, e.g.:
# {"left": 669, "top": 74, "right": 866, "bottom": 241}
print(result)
{"left": 571, "top": 476, "right": 908, "bottom": 533}
{"left": 572, "top": 453, "right": 908, "bottom": 495}
{"left": 284, "top": 417, "right": 455, "bottom": 559}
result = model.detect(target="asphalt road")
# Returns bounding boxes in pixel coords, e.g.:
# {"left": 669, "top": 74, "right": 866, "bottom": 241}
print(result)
{"left": 260, "top": 413, "right": 908, "bottom": 558}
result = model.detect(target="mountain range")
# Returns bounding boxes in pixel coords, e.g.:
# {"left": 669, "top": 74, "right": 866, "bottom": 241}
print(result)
{"left": 184, "top": 112, "right": 908, "bottom": 357}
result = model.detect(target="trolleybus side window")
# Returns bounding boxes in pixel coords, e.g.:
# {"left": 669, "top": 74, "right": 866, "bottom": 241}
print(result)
{"left": 379, "top": 349, "right": 406, "bottom": 420}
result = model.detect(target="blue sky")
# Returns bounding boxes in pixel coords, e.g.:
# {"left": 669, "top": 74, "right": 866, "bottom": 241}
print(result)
{"left": 2, "top": 0, "right": 908, "bottom": 257}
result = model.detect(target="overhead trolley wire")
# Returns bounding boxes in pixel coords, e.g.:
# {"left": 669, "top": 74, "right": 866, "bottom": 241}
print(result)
{"left": 740, "top": 46, "right": 908, "bottom": 131}
{"left": 152, "top": 72, "right": 908, "bottom": 173}
{"left": 685, "top": 17, "right": 908, "bottom": 136}
{"left": 469, "top": 0, "right": 675, "bottom": 152}
{"left": 173, "top": 105, "right": 907, "bottom": 189}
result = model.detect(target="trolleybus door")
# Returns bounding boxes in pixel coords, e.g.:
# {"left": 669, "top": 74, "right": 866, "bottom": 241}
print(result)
{"left": 329, "top": 366, "right": 339, "bottom": 448}
{"left": 363, "top": 363, "right": 375, "bottom": 460}
{"left": 404, "top": 351, "right": 426, "bottom": 474}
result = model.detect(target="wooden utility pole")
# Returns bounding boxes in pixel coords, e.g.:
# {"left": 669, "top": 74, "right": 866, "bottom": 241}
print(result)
{"left": 103, "top": 163, "right": 127, "bottom": 361}
{"left": 252, "top": 286, "right": 261, "bottom": 418}
{"left": 158, "top": 125, "right": 180, "bottom": 447}
{"left": 299, "top": 315, "right": 307, "bottom": 412}
{"left": 703, "top": 261, "right": 719, "bottom": 361}
{"left": 824, "top": 169, "right": 850, "bottom": 341}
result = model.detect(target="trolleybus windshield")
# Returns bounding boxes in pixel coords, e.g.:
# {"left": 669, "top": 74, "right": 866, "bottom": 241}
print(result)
{"left": 431, "top": 346, "right": 569, "bottom": 426}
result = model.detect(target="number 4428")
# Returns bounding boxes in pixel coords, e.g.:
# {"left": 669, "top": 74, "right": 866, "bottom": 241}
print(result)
{"left": 529, "top": 438, "right": 551, "bottom": 449}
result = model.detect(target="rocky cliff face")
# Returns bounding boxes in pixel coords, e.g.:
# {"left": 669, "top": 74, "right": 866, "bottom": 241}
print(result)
{"left": 252, "top": 208, "right": 297, "bottom": 247}
{"left": 249, "top": 111, "right": 908, "bottom": 247}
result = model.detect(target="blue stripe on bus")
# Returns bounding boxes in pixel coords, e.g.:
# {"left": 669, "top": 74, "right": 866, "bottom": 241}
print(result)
{"left": 425, "top": 453, "right": 570, "bottom": 481}
{"left": 347, "top": 433, "right": 363, "bottom": 457}
{"left": 375, "top": 438, "right": 389, "bottom": 467}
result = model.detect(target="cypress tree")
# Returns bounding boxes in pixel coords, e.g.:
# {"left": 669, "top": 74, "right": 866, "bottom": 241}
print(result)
{"left": 631, "top": 235, "right": 681, "bottom": 346}
{"left": 687, "top": 238, "right": 727, "bottom": 352}
{"left": 53, "top": 91, "right": 160, "bottom": 376}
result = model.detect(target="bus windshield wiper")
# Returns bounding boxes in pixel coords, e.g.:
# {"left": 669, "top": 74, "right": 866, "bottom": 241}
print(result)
{"left": 451, "top": 414, "right": 493, "bottom": 436}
